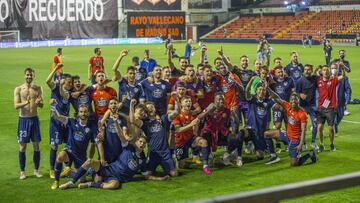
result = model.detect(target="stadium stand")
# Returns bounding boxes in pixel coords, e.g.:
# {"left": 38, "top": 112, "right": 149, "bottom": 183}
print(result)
{"left": 316, "top": 0, "right": 360, "bottom": 5}
{"left": 205, "top": 10, "right": 360, "bottom": 41}
{"left": 258, "top": 0, "right": 301, "bottom": 7}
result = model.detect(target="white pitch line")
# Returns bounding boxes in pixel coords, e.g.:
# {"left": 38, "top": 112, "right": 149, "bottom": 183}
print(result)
{"left": 342, "top": 120, "right": 360, "bottom": 124}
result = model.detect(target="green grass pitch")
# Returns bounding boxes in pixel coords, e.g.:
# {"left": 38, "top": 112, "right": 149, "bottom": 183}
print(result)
{"left": 0, "top": 43, "right": 359, "bottom": 202}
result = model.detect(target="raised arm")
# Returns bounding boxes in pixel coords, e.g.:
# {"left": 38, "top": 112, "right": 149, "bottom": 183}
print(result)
{"left": 46, "top": 64, "right": 63, "bottom": 89}
{"left": 113, "top": 115, "right": 128, "bottom": 143}
{"left": 245, "top": 76, "right": 256, "bottom": 101}
{"left": 267, "top": 86, "right": 285, "bottom": 106}
{"left": 337, "top": 66, "right": 346, "bottom": 81}
{"left": 50, "top": 108, "right": 68, "bottom": 124}
{"left": 167, "top": 43, "right": 176, "bottom": 70}
{"left": 112, "top": 50, "right": 129, "bottom": 81}
{"left": 168, "top": 93, "right": 180, "bottom": 120}
{"left": 96, "top": 127, "right": 107, "bottom": 166}
{"left": 218, "top": 46, "right": 234, "bottom": 72}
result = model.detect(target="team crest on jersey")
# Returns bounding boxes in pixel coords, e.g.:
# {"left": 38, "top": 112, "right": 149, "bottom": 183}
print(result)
{"left": 85, "top": 127, "right": 90, "bottom": 134}
{"left": 107, "top": 123, "right": 117, "bottom": 133}
{"left": 161, "top": 84, "right": 166, "bottom": 90}
{"left": 97, "top": 98, "right": 108, "bottom": 107}
{"left": 241, "top": 74, "right": 250, "bottom": 82}
{"left": 288, "top": 116, "right": 295, "bottom": 125}
{"left": 204, "top": 85, "right": 213, "bottom": 93}
{"left": 128, "top": 159, "right": 138, "bottom": 171}
{"left": 275, "top": 86, "right": 285, "bottom": 94}
{"left": 74, "top": 132, "right": 84, "bottom": 141}
{"left": 150, "top": 122, "right": 162, "bottom": 133}
{"left": 152, "top": 89, "right": 163, "bottom": 98}
{"left": 284, "top": 81, "right": 288, "bottom": 86}
{"left": 62, "top": 98, "right": 69, "bottom": 104}
{"left": 79, "top": 95, "right": 89, "bottom": 104}
{"left": 293, "top": 71, "right": 301, "bottom": 78}
{"left": 222, "top": 86, "right": 229, "bottom": 93}
{"left": 256, "top": 106, "right": 267, "bottom": 116}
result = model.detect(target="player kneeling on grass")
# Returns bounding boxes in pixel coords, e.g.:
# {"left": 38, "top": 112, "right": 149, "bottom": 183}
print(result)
{"left": 201, "top": 93, "right": 236, "bottom": 165}
{"left": 173, "top": 96, "right": 214, "bottom": 175}
{"left": 265, "top": 87, "right": 317, "bottom": 166}
{"left": 60, "top": 135, "right": 169, "bottom": 190}
{"left": 134, "top": 99, "right": 179, "bottom": 177}
{"left": 50, "top": 104, "right": 96, "bottom": 189}
{"left": 244, "top": 77, "right": 279, "bottom": 164}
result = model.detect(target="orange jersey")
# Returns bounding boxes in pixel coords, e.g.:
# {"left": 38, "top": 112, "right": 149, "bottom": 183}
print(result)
{"left": 91, "top": 86, "right": 117, "bottom": 116}
{"left": 173, "top": 111, "right": 196, "bottom": 147}
{"left": 282, "top": 102, "right": 307, "bottom": 142}
{"left": 52, "top": 55, "right": 63, "bottom": 74}
{"left": 89, "top": 56, "right": 104, "bottom": 76}
{"left": 216, "top": 73, "right": 241, "bottom": 109}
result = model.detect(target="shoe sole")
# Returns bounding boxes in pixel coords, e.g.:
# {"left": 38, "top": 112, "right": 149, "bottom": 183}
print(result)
{"left": 265, "top": 158, "right": 280, "bottom": 165}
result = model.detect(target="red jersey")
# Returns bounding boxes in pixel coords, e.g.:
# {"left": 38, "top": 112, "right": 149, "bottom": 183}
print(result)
{"left": 91, "top": 86, "right": 117, "bottom": 116}
{"left": 89, "top": 56, "right": 104, "bottom": 76}
{"left": 173, "top": 111, "right": 196, "bottom": 147}
{"left": 201, "top": 108, "right": 231, "bottom": 151}
{"left": 199, "top": 77, "right": 220, "bottom": 109}
{"left": 216, "top": 73, "right": 241, "bottom": 109}
{"left": 317, "top": 76, "right": 339, "bottom": 109}
{"left": 282, "top": 102, "right": 307, "bottom": 142}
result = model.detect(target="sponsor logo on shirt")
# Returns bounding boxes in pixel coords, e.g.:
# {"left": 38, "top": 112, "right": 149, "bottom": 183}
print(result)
{"left": 256, "top": 106, "right": 267, "bottom": 116}
{"left": 150, "top": 122, "right": 162, "bottom": 133}
{"left": 74, "top": 132, "right": 84, "bottom": 141}
{"left": 97, "top": 98, "right": 108, "bottom": 107}
{"left": 275, "top": 85, "right": 285, "bottom": 94}
{"left": 79, "top": 95, "right": 89, "bottom": 104}
{"left": 288, "top": 116, "right": 295, "bottom": 125}
{"left": 152, "top": 89, "right": 163, "bottom": 98}
{"left": 128, "top": 159, "right": 138, "bottom": 171}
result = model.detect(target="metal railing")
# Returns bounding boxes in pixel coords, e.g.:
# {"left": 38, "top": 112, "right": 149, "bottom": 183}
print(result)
{"left": 193, "top": 171, "right": 360, "bottom": 203}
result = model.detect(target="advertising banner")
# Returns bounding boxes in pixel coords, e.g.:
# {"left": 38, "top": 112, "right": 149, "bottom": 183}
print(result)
{"left": 127, "top": 12, "right": 185, "bottom": 40}
{"left": 0, "top": 0, "right": 118, "bottom": 40}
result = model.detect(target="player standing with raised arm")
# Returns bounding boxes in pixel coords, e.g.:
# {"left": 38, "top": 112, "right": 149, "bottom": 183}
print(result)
{"left": 46, "top": 64, "right": 73, "bottom": 178}
{"left": 112, "top": 50, "right": 143, "bottom": 114}
{"left": 14, "top": 68, "right": 44, "bottom": 179}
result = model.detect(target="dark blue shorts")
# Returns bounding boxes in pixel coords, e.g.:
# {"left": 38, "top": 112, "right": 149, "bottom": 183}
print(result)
{"left": 49, "top": 117, "right": 69, "bottom": 145}
{"left": 175, "top": 137, "right": 197, "bottom": 161}
{"left": 279, "top": 129, "right": 289, "bottom": 145}
{"left": 273, "top": 108, "right": 287, "bottom": 124}
{"left": 98, "top": 165, "right": 119, "bottom": 183}
{"left": 247, "top": 128, "right": 266, "bottom": 151}
{"left": 147, "top": 150, "right": 176, "bottom": 174}
{"left": 288, "top": 140, "right": 300, "bottom": 158}
{"left": 64, "top": 149, "right": 86, "bottom": 169}
{"left": 17, "top": 116, "right": 41, "bottom": 144}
